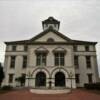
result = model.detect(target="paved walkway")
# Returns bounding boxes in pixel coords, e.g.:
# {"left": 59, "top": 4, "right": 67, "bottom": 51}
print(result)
{"left": 0, "top": 89, "right": 100, "bottom": 100}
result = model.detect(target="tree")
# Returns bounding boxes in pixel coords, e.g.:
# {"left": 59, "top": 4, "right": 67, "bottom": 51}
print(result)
{"left": 15, "top": 75, "right": 25, "bottom": 86}
{"left": 0, "top": 63, "right": 4, "bottom": 87}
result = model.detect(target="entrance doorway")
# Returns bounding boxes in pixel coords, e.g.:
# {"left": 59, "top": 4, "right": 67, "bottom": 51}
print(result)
{"left": 35, "top": 72, "right": 46, "bottom": 87}
{"left": 55, "top": 72, "right": 65, "bottom": 87}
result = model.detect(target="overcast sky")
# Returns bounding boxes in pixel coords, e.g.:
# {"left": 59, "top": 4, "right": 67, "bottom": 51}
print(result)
{"left": 0, "top": 0, "right": 100, "bottom": 74}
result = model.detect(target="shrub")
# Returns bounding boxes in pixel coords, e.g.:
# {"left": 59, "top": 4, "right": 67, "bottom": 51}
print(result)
{"left": 15, "top": 75, "right": 25, "bottom": 86}
{"left": 1, "top": 85, "right": 13, "bottom": 90}
{"left": 84, "top": 82, "right": 100, "bottom": 90}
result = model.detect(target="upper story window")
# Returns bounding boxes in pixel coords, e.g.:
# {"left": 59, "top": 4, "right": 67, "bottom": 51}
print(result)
{"left": 10, "top": 56, "right": 16, "bottom": 68}
{"left": 24, "top": 45, "right": 28, "bottom": 51}
{"left": 36, "top": 53, "right": 46, "bottom": 66}
{"left": 73, "top": 45, "right": 77, "bottom": 51}
{"left": 47, "top": 38, "right": 55, "bottom": 42}
{"left": 12, "top": 45, "right": 16, "bottom": 51}
{"left": 85, "top": 46, "right": 89, "bottom": 51}
{"left": 53, "top": 47, "right": 66, "bottom": 66}
{"left": 54, "top": 52, "right": 65, "bottom": 66}
{"left": 86, "top": 56, "right": 91, "bottom": 68}
{"left": 35, "top": 47, "right": 48, "bottom": 66}
{"left": 74, "top": 56, "right": 79, "bottom": 68}
{"left": 22, "top": 56, "right": 27, "bottom": 68}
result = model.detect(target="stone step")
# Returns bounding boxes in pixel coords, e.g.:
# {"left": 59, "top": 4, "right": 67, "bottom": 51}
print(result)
{"left": 30, "top": 89, "right": 71, "bottom": 94}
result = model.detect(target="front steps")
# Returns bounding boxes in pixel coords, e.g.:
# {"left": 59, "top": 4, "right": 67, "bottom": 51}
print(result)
{"left": 30, "top": 88, "right": 71, "bottom": 94}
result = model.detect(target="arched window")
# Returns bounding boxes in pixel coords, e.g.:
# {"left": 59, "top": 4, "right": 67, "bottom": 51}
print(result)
{"left": 47, "top": 38, "right": 55, "bottom": 42}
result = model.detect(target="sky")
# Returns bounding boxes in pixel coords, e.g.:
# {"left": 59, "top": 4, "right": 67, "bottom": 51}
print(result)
{"left": 0, "top": 0, "right": 100, "bottom": 74}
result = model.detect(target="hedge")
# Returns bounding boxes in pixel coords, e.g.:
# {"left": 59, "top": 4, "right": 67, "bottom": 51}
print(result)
{"left": 84, "top": 82, "right": 100, "bottom": 90}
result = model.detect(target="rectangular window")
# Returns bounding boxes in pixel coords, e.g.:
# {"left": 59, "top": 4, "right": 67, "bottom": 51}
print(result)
{"left": 9, "top": 74, "right": 14, "bottom": 83}
{"left": 85, "top": 46, "right": 89, "bottom": 51}
{"left": 24, "top": 45, "right": 28, "bottom": 51}
{"left": 86, "top": 56, "right": 91, "bottom": 68}
{"left": 12, "top": 45, "right": 16, "bottom": 51}
{"left": 87, "top": 74, "right": 93, "bottom": 83}
{"left": 22, "top": 56, "right": 27, "bottom": 68}
{"left": 36, "top": 53, "right": 46, "bottom": 66}
{"left": 73, "top": 45, "right": 77, "bottom": 51}
{"left": 22, "top": 73, "right": 26, "bottom": 86}
{"left": 55, "top": 52, "right": 64, "bottom": 66}
{"left": 74, "top": 56, "right": 79, "bottom": 68}
{"left": 75, "top": 74, "right": 80, "bottom": 83}
{"left": 10, "top": 56, "right": 16, "bottom": 68}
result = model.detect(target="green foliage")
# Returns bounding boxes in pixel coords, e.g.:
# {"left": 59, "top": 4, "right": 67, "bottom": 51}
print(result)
{"left": 0, "top": 63, "right": 4, "bottom": 87}
{"left": 1, "top": 85, "right": 13, "bottom": 90}
{"left": 84, "top": 83, "right": 100, "bottom": 90}
{"left": 15, "top": 75, "right": 25, "bottom": 86}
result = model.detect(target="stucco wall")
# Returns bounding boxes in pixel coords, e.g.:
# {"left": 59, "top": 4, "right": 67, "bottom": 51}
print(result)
{"left": 3, "top": 41, "right": 99, "bottom": 88}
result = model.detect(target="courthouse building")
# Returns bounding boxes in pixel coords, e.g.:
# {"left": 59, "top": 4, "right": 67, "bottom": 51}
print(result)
{"left": 3, "top": 17, "right": 99, "bottom": 88}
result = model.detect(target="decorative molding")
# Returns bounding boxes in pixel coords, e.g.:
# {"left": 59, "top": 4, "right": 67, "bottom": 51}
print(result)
{"left": 52, "top": 46, "right": 67, "bottom": 54}
{"left": 34, "top": 46, "right": 49, "bottom": 54}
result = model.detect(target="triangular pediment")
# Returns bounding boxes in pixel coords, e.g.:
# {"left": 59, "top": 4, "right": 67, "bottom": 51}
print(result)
{"left": 30, "top": 28, "right": 71, "bottom": 42}
{"left": 5, "top": 27, "right": 97, "bottom": 45}
{"left": 34, "top": 31, "right": 67, "bottom": 42}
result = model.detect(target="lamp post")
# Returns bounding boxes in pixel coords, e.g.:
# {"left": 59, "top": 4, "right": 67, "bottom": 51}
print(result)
{"left": 69, "top": 72, "right": 73, "bottom": 92}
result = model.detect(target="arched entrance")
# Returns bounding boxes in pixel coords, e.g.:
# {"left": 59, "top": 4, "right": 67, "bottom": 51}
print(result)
{"left": 55, "top": 72, "right": 65, "bottom": 87}
{"left": 35, "top": 72, "right": 46, "bottom": 87}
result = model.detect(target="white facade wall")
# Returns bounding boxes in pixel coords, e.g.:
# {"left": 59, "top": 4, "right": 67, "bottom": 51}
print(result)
{"left": 3, "top": 32, "right": 99, "bottom": 88}
{"left": 3, "top": 44, "right": 77, "bottom": 88}
{"left": 74, "top": 45, "right": 99, "bottom": 87}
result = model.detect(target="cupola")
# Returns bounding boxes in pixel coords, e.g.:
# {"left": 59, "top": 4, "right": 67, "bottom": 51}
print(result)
{"left": 42, "top": 17, "right": 60, "bottom": 31}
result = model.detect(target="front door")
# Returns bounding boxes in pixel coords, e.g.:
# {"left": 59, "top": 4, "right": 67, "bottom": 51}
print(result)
{"left": 55, "top": 72, "right": 65, "bottom": 87}
{"left": 35, "top": 72, "right": 46, "bottom": 87}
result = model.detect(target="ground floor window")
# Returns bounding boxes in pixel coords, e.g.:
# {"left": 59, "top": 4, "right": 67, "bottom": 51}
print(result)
{"left": 9, "top": 74, "right": 14, "bottom": 83}
{"left": 21, "top": 74, "right": 26, "bottom": 86}
{"left": 75, "top": 74, "right": 80, "bottom": 84}
{"left": 87, "top": 74, "right": 93, "bottom": 83}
